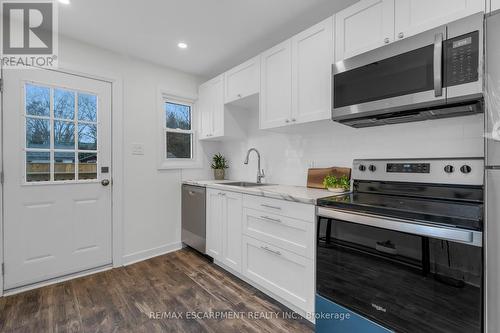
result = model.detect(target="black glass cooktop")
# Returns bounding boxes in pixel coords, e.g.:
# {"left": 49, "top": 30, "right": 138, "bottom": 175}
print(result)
{"left": 317, "top": 192, "right": 483, "bottom": 231}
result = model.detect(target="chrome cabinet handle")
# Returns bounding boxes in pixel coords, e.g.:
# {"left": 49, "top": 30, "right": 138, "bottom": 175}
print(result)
{"left": 261, "top": 204, "right": 282, "bottom": 210}
{"left": 398, "top": 32, "right": 404, "bottom": 39}
{"left": 260, "top": 216, "right": 282, "bottom": 223}
{"left": 285, "top": 119, "right": 290, "bottom": 123}
{"left": 291, "top": 118, "right": 296, "bottom": 122}
{"left": 384, "top": 38, "right": 390, "bottom": 44}
{"left": 101, "top": 179, "right": 110, "bottom": 186}
{"left": 261, "top": 246, "right": 281, "bottom": 256}
{"left": 433, "top": 33, "right": 443, "bottom": 97}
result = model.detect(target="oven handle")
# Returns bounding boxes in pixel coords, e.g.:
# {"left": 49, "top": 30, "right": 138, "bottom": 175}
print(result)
{"left": 317, "top": 208, "right": 482, "bottom": 247}
{"left": 433, "top": 32, "right": 443, "bottom": 97}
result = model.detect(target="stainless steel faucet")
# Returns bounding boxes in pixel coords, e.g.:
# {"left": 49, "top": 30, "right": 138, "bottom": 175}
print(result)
{"left": 244, "top": 148, "right": 265, "bottom": 183}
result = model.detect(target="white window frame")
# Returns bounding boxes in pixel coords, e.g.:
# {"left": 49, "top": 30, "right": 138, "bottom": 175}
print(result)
{"left": 158, "top": 89, "right": 201, "bottom": 169}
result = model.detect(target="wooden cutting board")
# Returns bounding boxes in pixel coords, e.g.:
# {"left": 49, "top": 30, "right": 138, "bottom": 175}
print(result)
{"left": 307, "top": 167, "right": 352, "bottom": 189}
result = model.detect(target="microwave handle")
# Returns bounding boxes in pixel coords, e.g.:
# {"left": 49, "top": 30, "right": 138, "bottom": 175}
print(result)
{"left": 433, "top": 33, "right": 443, "bottom": 97}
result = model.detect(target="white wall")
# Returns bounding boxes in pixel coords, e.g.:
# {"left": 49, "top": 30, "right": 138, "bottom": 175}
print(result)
{"left": 221, "top": 109, "right": 484, "bottom": 186}
{"left": 59, "top": 36, "right": 219, "bottom": 264}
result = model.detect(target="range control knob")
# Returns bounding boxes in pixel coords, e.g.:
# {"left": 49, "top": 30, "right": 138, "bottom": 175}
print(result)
{"left": 444, "top": 165, "right": 454, "bottom": 174}
{"left": 358, "top": 165, "right": 366, "bottom": 172}
{"left": 368, "top": 165, "right": 377, "bottom": 172}
{"left": 460, "top": 165, "right": 472, "bottom": 174}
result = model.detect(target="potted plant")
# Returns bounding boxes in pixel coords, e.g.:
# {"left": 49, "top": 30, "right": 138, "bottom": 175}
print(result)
{"left": 323, "top": 174, "right": 350, "bottom": 193}
{"left": 211, "top": 153, "right": 229, "bottom": 180}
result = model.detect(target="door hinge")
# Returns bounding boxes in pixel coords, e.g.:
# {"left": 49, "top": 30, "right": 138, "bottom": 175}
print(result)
{"left": 1, "top": 263, "right": 4, "bottom": 275}
{"left": 0, "top": 171, "right": 4, "bottom": 184}
{"left": 0, "top": 78, "right": 3, "bottom": 93}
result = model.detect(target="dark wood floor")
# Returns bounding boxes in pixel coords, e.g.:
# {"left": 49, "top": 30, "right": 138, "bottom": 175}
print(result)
{"left": 0, "top": 248, "right": 313, "bottom": 333}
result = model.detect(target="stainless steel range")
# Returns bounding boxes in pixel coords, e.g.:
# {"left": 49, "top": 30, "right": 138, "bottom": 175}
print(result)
{"left": 316, "top": 158, "right": 484, "bottom": 333}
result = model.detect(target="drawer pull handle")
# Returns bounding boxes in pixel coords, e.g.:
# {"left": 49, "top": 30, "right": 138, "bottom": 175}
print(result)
{"left": 261, "top": 246, "right": 281, "bottom": 256}
{"left": 260, "top": 216, "right": 282, "bottom": 223}
{"left": 261, "top": 204, "right": 282, "bottom": 210}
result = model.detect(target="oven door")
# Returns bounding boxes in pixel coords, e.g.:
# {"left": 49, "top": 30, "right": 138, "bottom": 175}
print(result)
{"left": 332, "top": 25, "right": 447, "bottom": 121}
{"left": 317, "top": 208, "right": 483, "bottom": 333}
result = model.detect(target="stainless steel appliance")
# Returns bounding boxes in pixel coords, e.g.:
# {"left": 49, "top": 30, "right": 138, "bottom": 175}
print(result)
{"left": 485, "top": 10, "right": 500, "bottom": 333}
{"left": 181, "top": 184, "right": 206, "bottom": 253}
{"left": 316, "top": 158, "right": 484, "bottom": 333}
{"left": 332, "top": 13, "right": 484, "bottom": 128}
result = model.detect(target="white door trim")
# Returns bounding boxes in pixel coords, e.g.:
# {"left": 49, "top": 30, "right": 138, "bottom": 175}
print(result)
{"left": 0, "top": 64, "right": 124, "bottom": 296}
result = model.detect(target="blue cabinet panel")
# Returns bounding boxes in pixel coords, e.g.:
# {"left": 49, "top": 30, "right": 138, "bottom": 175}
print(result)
{"left": 315, "top": 295, "right": 393, "bottom": 333}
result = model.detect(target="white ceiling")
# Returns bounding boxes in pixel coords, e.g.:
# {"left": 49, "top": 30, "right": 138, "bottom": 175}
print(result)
{"left": 59, "top": 0, "right": 358, "bottom": 78}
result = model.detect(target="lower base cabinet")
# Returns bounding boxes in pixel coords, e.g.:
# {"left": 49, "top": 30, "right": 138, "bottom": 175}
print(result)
{"left": 241, "top": 235, "right": 314, "bottom": 314}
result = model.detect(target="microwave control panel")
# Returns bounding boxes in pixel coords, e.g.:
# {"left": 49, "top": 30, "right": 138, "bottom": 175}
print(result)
{"left": 444, "top": 31, "right": 479, "bottom": 87}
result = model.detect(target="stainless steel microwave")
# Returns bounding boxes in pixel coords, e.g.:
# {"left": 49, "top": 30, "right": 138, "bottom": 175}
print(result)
{"left": 332, "top": 12, "right": 484, "bottom": 128}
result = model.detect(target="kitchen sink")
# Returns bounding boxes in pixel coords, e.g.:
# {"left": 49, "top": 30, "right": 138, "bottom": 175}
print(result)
{"left": 223, "top": 182, "right": 273, "bottom": 187}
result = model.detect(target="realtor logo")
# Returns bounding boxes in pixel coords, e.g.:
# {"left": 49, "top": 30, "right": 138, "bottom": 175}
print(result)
{"left": 1, "top": 0, "right": 58, "bottom": 68}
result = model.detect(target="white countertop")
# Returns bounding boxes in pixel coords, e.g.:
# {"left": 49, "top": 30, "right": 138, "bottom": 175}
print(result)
{"left": 182, "top": 179, "right": 337, "bottom": 205}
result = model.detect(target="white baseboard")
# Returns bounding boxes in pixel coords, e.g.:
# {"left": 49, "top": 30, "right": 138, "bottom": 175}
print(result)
{"left": 122, "top": 242, "right": 183, "bottom": 266}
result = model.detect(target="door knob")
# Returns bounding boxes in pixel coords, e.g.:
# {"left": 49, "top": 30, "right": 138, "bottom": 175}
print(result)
{"left": 398, "top": 32, "right": 404, "bottom": 39}
{"left": 101, "top": 179, "right": 110, "bottom": 186}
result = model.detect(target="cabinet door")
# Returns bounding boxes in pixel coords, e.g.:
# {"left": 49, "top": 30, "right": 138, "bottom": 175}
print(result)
{"left": 242, "top": 236, "right": 314, "bottom": 313}
{"left": 260, "top": 40, "right": 293, "bottom": 129}
{"left": 224, "top": 56, "right": 260, "bottom": 104}
{"left": 395, "top": 0, "right": 484, "bottom": 41}
{"left": 292, "top": 16, "right": 333, "bottom": 124}
{"left": 206, "top": 189, "right": 223, "bottom": 259}
{"left": 492, "top": 0, "right": 500, "bottom": 12}
{"left": 211, "top": 75, "right": 225, "bottom": 138}
{"left": 198, "top": 82, "right": 213, "bottom": 139}
{"left": 335, "top": 0, "right": 395, "bottom": 61}
{"left": 221, "top": 191, "right": 243, "bottom": 272}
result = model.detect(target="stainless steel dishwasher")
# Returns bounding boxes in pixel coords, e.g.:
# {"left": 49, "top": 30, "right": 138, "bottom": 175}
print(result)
{"left": 181, "top": 184, "right": 206, "bottom": 253}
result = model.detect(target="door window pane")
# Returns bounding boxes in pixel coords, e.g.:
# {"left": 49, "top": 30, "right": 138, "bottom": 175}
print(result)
{"left": 54, "top": 121, "right": 75, "bottom": 149}
{"left": 54, "top": 89, "right": 75, "bottom": 120}
{"left": 78, "top": 153, "right": 97, "bottom": 180}
{"left": 78, "top": 93, "right": 97, "bottom": 122}
{"left": 166, "top": 132, "right": 191, "bottom": 158}
{"left": 78, "top": 123, "right": 97, "bottom": 150}
{"left": 54, "top": 152, "right": 75, "bottom": 181}
{"left": 26, "top": 151, "right": 50, "bottom": 182}
{"left": 165, "top": 102, "right": 191, "bottom": 130}
{"left": 26, "top": 118, "right": 50, "bottom": 149}
{"left": 25, "top": 84, "right": 50, "bottom": 117}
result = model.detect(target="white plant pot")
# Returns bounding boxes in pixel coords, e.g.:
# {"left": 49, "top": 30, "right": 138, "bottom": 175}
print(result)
{"left": 327, "top": 187, "right": 347, "bottom": 193}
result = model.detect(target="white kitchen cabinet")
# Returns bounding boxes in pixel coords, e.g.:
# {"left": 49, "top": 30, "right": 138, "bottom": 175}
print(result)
{"left": 224, "top": 56, "right": 260, "bottom": 104}
{"left": 394, "top": 0, "right": 484, "bottom": 41}
{"left": 259, "top": 40, "right": 293, "bottom": 129}
{"left": 206, "top": 189, "right": 223, "bottom": 259}
{"left": 206, "top": 189, "right": 243, "bottom": 271}
{"left": 242, "top": 235, "right": 314, "bottom": 313}
{"left": 198, "top": 75, "right": 224, "bottom": 140}
{"left": 335, "top": 0, "right": 395, "bottom": 61}
{"left": 220, "top": 191, "right": 243, "bottom": 272}
{"left": 492, "top": 0, "right": 500, "bottom": 12}
{"left": 291, "top": 16, "right": 334, "bottom": 124}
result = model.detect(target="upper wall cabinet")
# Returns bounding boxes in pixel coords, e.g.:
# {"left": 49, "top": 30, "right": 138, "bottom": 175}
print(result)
{"left": 292, "top": 16, "right": 334, "bottom": 124}
{"left": 335, "top": 0, "right": 395, "bottom": 61}
{"left": 394, "top": 0, "right": 485, "bottom": 41}
{"left": 199, "top": 75, "right": 224, "bottom": 140}
{"left": 492, "top": 0, "right": 500, "bottom": 12}
{"left": 260, "top": 40, "right": 293, "bottom": 129}
{"left": 224, "top": 56, "right": 260, "bottom": 104}
{"left": 335, "top": 0, "right": 485, "bottom": 61}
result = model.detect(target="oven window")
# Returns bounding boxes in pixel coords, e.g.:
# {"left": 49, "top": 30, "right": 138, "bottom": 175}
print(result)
{"left": 334, "top": 45, "right": 435, "bottom": 108}
{"left": 317, "top": 218, "right": 482, "bottom": 333}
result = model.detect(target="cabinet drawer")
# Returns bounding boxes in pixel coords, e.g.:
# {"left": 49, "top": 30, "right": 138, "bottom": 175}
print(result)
{"left": 242, "top": 236, "right": 314, "bottom": 313}
{"left": 242, "top": 195, "right": 315, "bottom": 222}
{"left": 242, "top": 208, "right": 314, "bottom": 259}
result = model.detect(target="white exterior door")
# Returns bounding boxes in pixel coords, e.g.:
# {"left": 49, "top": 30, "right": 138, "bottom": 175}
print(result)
{"left": 3, "top": 68, "right": 112, "bottom": 289}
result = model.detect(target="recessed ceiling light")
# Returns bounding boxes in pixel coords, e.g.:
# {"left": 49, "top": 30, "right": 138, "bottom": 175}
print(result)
{"left": 58, "top": 0, "right": 70, "bottom": 4}
{"left": 177, "top": 42, "right": 188, "bottom": 49}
